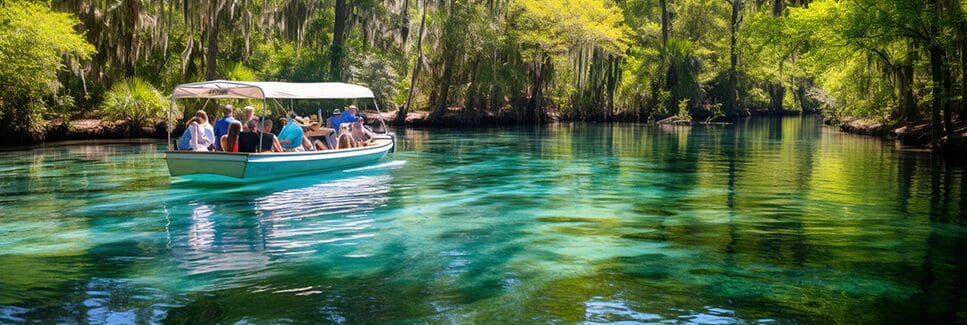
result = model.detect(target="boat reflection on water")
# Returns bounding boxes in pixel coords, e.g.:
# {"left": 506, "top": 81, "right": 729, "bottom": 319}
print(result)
{"left": 164, "top": 160, "right": 404, "bottom": 286}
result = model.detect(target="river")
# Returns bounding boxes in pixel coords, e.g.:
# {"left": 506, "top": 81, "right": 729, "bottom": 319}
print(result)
{"left": 0, "top": 116, "right": 964, "bottom": 323}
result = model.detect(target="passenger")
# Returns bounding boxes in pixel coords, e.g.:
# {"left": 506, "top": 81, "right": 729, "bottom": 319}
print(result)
{"left": 219, "top": 120, "right": 243, "bottom": 153}
{"left": 293, "top": 116, "right": 320, "bottom": 151}
{"left": 277, "top": 113, "right": 306, "bottom": 152}
{"left": 242, "top": 106, "right": 257, "bottom": 126}
{"left": 302, "top": 136, "right": 316, "bottom": 151}
{"left": 260, "top": 119, "right": 284, "bottom": 152}
{"left": 236, "top": 120, "right": 262, "bottom": 153}
{"left": 213, "top": 104, "right": 235, "bottom": 150}
{"left": 177, "top": 116, "right": 212, "bottom": 151}
{"left": 313, "top": 138, "right": 331, "bottom": 151}
{"left": 327, "top": 108, "right": 341, "bottom": 129}
{"left": 346, "top": 105, "right": 359, "bottom": 125}
{"left": 350, "top": 117, "right": 375, "bottom": 146}
{"left": 195, "top": 110, "right": 216, "bottom": 149}
{"left": 333, "top": 105, "right": 358, "bottom": 135}
{"left": 337, "top": 124, "right": 356, "bottom": 149}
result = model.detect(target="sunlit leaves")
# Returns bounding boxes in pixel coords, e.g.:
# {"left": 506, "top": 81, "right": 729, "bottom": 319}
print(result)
{"left": 0, "top": 1, "right": 94, "bottom": 134}
{"left": 510, "top": 0, "right": 631, "bottom": 58}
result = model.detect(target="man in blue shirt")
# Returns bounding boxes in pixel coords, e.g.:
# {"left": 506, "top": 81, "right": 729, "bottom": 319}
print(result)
{"left": 213, "top": 104, "right": 235, "bottom": 151}
{"left": 333, "top": 105, "right": 358, "bottom": 135}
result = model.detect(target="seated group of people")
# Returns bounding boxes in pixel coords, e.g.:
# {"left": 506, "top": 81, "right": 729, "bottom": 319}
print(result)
{"left": 177, "top": 104, "right": 376, "bottom": 153}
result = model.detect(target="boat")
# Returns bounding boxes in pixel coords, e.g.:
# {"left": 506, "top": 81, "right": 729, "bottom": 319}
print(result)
{"left": 164, "top": 80, "right": 395, "bottom": 182}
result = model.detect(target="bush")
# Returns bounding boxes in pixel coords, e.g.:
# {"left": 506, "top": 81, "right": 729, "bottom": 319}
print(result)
{"left": 100, "top": 78, "right": 168, "bottom": 128}
{"left": 676, "top": 99, "right": 692, "bottom": 121}
{"left": 219, "top": 61, "right": 258, "bottom": 81}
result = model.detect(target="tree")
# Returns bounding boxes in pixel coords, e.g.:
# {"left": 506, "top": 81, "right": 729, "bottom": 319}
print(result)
{"left": 330, "top": 0, "right": 350, "bottom": 81}
{"left": 399, "top": 0, "right": 429, "bottom": 124}
{"left": 510, "top": 0, "right": 630, "bottom": 122}
{"left": 725, "top": 0, "right": 742, "bottom": 118}
{"left": 0, "top": 1, "right": 94, "bottom": 139}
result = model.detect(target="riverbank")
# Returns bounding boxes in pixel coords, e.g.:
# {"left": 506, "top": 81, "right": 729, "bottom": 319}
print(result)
{"left": 1, "top": 118, "right": 168, "bottom": 147}
{"left": 827, "top": 115, "right": 967, "bottom": 160}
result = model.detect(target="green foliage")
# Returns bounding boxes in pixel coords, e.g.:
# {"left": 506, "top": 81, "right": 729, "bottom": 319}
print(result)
{"left": 676, "top": 99, "right": 692, "bottom": 121}
{"left": 654, "top": 89, "right": 672, "bottom": 116}
{"left": 255, "top": 42, "right": 329, "bottom": 82}
{"left": 0, "top": 0, "right": 93, "bottom": 135}
{"left": 100, "top": 78, "right": 168, "bottom": 128}
{"left": 511, "top": 0, "right": 631, "bottom": 57}
{"left": 15, "top": 0, "right": 963, "bottom": 135}
{"left": 665, "top": 38, "right": 701, "bottom": 112}
{"left": 219, "top": 62, "right": 259, "bottom": 81}
{"left": 349, "top": 53, "right": 400, "bottom": 109}
{"left": 671, "top": 0, "right": 730, "bottom": 81}
{"left": 705, "top": 102, "right": 724, "bottom": 123}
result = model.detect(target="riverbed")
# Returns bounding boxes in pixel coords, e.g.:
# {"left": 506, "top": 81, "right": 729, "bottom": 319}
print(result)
{"left": 0, "top": 117, "right": 964, "bottom": 323}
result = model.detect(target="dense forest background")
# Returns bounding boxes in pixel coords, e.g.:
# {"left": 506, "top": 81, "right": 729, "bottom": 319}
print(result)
{"left": 1, "top": 0, "right": 966, "bottom": 144}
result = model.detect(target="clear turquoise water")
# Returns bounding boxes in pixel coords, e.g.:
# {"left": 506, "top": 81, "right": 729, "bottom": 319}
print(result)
{"left": 0, "top": 117, "right": 964, "bottom": 323}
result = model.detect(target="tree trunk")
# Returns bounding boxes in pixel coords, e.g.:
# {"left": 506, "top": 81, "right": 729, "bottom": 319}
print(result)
{"left": 897, "top": 61, "right": 917, "bottom": 122}
{"left": 772, "top": 0, "right": 783, "bottom": 17}
{"left": 795, "top": 82, "right": 807, "bottom": 113}
{"left": 660, "top": 0, "right": 669, "bottom": 49}
{"left": 945, "top": 0, "right": 967, "bottom": 116}
{"left": 466, "top": 56, "right": 481, "bottom": 110}
{"left": 942, "top": 61, "right": 954, "bottom": 136}
{"left": 928, "top": 45, "right": 944, "bottom": 143}
{"left": 330, "top": 0, "right": 349, "bottom": 81}
{"left": 961, "top": 19, "right": 967, "bottom": 116}
{"left": 726, "top": 0, "right": 741, "bottom": 118}
{"left": 205, "top": 0, "right": 221, "bottom": 80}
{"left": 401, "top": 0, "right": 411, "bottom": 48}
{"left": 431, "top": 50, "right": 455, "bottom": 119}
{"left": 527, "top": 64, "right": 541, "bottom": 123}
{"left": 430, "top": 0, "right": 459, "bottom": 120}
{"left": 124, "top": 0, "right": 140, "bottom": 75}
{"left": 767, "top": 83, "right": 784, "bottom": 115}
{"left": 398, "top": 0, "right": 428, "bottom": 125}
{"left": 606, "top": 55, "right": 618, "bottom": 121}
{"left": 928, "top": 0, "right": 945, "bottom": 143}
{"left": 526, "top": 54, "right": 552, "bottom": 124}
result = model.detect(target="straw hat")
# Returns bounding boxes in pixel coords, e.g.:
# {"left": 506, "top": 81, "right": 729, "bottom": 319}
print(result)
{"left": 294, "top": 116, "right": 317, "bottom": 128}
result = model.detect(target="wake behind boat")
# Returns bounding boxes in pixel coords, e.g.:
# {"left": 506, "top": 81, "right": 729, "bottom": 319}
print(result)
{"left": 164, "top": 80, "right": 395, "bottom": 182}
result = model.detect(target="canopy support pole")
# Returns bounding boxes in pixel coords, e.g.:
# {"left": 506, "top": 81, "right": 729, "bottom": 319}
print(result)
{"left": 258, "top": 98, "right": 267, "bottom": 151}
{"left": 167, "top": 97, "right": 175, "bottom": 150}
{"left": 372, "top": 99, "right": 388, "bottom": 134}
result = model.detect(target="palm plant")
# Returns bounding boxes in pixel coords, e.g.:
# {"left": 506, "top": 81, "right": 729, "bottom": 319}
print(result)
{"left": 100, "top": 78, "right": 168, "bottom": 129}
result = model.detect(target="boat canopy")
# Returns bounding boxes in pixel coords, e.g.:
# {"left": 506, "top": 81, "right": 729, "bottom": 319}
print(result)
{"left": 171, "top": 80, "right": 375, "bottom": 100}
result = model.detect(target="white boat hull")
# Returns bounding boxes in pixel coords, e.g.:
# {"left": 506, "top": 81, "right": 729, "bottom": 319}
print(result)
{"left": 165, "top": 137, "right": 394, "bottom": 182}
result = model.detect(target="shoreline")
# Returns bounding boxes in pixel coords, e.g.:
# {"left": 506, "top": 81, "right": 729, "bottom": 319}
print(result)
{"left": 8, "top": 111, "right": 965, "bottom": 161}
{"left": 824, "top": 116, "right": 967, "bottom": 161}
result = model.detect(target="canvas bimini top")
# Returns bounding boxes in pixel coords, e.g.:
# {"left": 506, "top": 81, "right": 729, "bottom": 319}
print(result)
{"left": 171, "top": 80, "right": 375, "bottom": 99}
